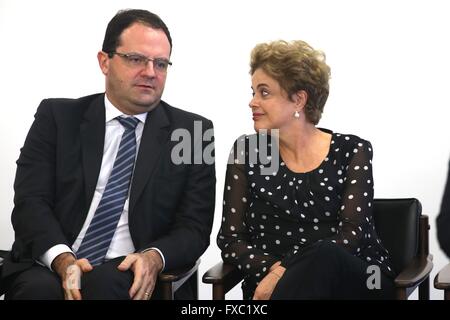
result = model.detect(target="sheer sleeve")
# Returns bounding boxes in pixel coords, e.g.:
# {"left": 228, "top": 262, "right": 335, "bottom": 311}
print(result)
{"left": 217, "top": 139, "right": 279, "bottom": 280}
{"left": 324, "top": 139, "right": 375, "bottom": 253}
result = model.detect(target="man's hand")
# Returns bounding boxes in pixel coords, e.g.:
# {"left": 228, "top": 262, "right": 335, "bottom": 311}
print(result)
{"left": 117, "top": 250, "right": 163, "bottom": 300}
{"left": 52, "top": 252, "right": 93, "bottom": 300}
{"left": 253, "top": 263, "right": 286, "bottom": 300}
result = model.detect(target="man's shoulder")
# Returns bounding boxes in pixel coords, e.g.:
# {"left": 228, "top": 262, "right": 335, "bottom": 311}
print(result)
{"left": 40, "top": 93, "right": 103, "bottom": 109}
{"left": 160, "top": 100, "right": 212, "bottom": 125}
{"left": 35, "top": 93, "right": 104, "bottom": 122}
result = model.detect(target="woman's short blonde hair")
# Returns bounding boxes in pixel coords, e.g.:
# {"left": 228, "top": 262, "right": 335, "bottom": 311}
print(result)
{"left": 250, "top": 40, "right": 331, "bottom": 125}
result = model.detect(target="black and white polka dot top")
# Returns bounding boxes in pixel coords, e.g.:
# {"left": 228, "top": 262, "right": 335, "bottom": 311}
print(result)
{"left": 217, "top": 129, "right": 395, "bottom": 288}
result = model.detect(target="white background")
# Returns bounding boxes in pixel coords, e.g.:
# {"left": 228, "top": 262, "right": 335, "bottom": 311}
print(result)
{"left": 1, "top": 0, "right": 449, "bottom": 300}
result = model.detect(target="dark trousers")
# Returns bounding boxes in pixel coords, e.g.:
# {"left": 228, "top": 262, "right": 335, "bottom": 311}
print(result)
{"left": 270, "top": 241, "right": 396, "bottom": 300}
{"left": 5, "top": 256, "right": 195, "bottom": 300}
{"left": 5, "top": 257, "right": 134, "bottom": 300}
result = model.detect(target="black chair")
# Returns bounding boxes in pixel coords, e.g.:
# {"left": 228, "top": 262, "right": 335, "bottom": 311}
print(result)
{"left": 433, "top": 263, "right": 450, "bottom": 300}
{"left": 0, "top": 250, "right": 199, "bottom": 300}
{"left": 203, "top": 198, "right": 433, "bottom": 300}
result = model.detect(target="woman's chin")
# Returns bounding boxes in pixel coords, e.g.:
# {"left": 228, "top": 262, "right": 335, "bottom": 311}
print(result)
{"left": 254, "top": 122, "right": 267, "bottom": 132}
{"left": 254, "top": 122, "right": 276, "bottom": 133}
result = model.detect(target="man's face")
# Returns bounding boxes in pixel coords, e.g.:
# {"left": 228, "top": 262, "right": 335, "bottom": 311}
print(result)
{"left": 98, "top": 23, "right": 171, "bottom": 115}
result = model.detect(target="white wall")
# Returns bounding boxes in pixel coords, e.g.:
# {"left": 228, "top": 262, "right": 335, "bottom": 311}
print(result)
{"left": 1, "top": 0, "right": 449, "bottom": 300}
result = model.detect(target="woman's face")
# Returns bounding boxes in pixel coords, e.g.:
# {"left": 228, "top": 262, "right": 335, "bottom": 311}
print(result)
{"left": 249, "top": 68, "right": 302, "bottom": 132}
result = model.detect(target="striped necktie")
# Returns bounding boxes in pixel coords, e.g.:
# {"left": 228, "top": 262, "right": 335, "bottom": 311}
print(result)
{"left": 76, "top": 116, "right": 140, "bottom": 266}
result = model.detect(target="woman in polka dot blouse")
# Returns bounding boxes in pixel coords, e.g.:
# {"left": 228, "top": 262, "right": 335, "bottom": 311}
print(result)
{"left": 217, "top": 40, "right": 396, "bottom": 300}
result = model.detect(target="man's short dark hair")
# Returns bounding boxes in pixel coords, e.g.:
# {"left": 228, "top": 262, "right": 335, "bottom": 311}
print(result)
{"left": 102, "top": 9, "right": 172, "bottom": 55}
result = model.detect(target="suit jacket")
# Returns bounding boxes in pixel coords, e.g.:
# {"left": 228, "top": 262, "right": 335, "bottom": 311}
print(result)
{"left": 437, "top": 160, "right": 450, "bottom": 258}
{"left": 3, "top": 93, "right": 215, "bottom": 279}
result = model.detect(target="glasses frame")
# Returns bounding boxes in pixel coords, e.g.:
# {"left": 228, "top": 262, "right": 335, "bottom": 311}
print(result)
{"left": 108, "top": 51, "right": 172, "bottom": 72}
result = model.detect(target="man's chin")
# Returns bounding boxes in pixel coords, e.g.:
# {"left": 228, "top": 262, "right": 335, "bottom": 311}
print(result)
{"left": 132, "top": 97, "right": 161, "bottom": 110}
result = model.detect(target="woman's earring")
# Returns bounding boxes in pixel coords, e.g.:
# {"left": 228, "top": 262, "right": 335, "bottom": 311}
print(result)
{"left": 294, "top": 111, "right": 300, "bottom": 118}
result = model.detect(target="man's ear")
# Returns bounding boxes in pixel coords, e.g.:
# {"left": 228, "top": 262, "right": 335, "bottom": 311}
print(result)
{"left": 97, "top": 51, "right": 110, "bottom": 75}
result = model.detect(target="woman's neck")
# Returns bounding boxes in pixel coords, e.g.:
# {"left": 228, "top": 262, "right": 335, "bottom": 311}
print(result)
{"left": 279, "top": 122, "right": 318, "bottom": 155}
{"left": 277, "top": 122, "right": 331, "bottom": 173}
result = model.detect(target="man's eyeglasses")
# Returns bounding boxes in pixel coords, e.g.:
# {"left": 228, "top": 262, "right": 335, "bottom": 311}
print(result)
{"left": 108, "top": 51, "right": 172, "bottom": 72}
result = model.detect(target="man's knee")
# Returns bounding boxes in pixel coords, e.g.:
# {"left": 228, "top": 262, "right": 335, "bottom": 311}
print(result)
{"left": 5, "top": 266, "right": 63, "bottom": 300}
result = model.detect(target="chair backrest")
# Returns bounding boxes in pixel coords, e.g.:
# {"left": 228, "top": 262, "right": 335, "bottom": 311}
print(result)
{"left": 373, "top": 198, "right": 421, "bottom": 274}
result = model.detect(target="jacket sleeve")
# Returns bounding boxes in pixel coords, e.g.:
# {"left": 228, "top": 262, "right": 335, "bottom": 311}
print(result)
{"left": 12, "top": 100, "right": 70, "bottom": 261}
{"left": 146, "top": 119, "right": 216, "bottom": 270}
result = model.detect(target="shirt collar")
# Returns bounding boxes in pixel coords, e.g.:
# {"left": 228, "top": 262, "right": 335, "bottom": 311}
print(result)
{"left": 104, "top": 94, "right": 148, "bottom": 124}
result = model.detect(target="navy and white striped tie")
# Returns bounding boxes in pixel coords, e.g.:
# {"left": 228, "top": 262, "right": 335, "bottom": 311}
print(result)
{"left": 76, "top": 116, "right": 140, "bottom": 266}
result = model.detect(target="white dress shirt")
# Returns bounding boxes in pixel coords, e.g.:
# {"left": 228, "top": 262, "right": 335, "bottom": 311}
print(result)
{"left": 40, "top": 95, "right": 165, "bottom": 270}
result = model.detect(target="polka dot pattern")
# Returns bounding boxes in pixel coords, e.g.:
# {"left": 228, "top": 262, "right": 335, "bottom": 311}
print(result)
{"left": 218, "top": 130, "right": 395, "bottom": 289}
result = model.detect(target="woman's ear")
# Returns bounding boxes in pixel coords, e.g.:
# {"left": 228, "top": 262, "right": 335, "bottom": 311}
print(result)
{"left": 292, "top": 90, "right": 308, "bottom": 110}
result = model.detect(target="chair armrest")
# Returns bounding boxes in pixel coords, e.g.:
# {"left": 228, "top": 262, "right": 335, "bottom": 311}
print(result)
{"left": 0, "top": 250, "right": 6, "bottom": 275}
{"left": 0, "top": 250, "right": 8, "bottom": 265}
{"left": 434, "top": 262, "right": 450, "bottom": 290}
{"left": 158, "top": 259, "right": 200, "bottom": 298}
{"left": 394, "top": 255, "right": 433, "bottom": 288}
{"left": 159, "top": 259, "right": 200, "bottom": 283}
{"left": 202, "top": 261, "right": 244, "bottom": 294}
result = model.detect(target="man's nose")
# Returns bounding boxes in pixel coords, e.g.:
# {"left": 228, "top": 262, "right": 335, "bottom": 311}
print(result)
{"left": 140, "top": 60, "right": 156, "bottom": 77}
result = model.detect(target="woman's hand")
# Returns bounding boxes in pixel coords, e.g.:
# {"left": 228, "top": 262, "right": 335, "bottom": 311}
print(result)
{"left": 253, "top": 263, "right": 286, "bottom": 300}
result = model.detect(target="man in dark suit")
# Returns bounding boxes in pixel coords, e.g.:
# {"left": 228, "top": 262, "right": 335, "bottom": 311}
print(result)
{"left": 437, "top": 160, "right": 450, "bottom": 258}
{"left": 1, "top": 9, "right": 215, "bottom": 300}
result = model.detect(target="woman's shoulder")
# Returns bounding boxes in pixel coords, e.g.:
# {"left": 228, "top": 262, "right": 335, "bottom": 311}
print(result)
{"left": 326, "top": 130, "right": 374, "bottom": 165}
{"left": 329, "top": 130, "right": 373, "bottom": 150}
{"left": 227, "top": 134, "right": 255, "bottom": 165}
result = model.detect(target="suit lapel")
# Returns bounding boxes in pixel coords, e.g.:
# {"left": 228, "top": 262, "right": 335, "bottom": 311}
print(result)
{"left": 129, "top": 103, "right": 170, "bottom": 214}
{"left": 80, "top": 94, "right": 106, "bottom": 209}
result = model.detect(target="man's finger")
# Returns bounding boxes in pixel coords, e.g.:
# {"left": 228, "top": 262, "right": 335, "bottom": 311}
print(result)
{"left": 128, "top": 258, "right": 145, "bottom": 298}
{"left": 135, "top": 284, "right": 153, "bottom": 300}
{"left": 70, "top": 289, "right": 82, "bottom": 300}
{"left": 129, "top": 275, "right": 144, "bottom": 299}
{"left": 133, "top": 273, "right": 154, "bottom": 300}
{"left": 117, "top": 254, "right": 138, "bottom": 271}
{"left": 77, "top": 258, "right": 93, "bottom": 273}
{"left": 65, "top": 288, "right": 74, "bottom": 300}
